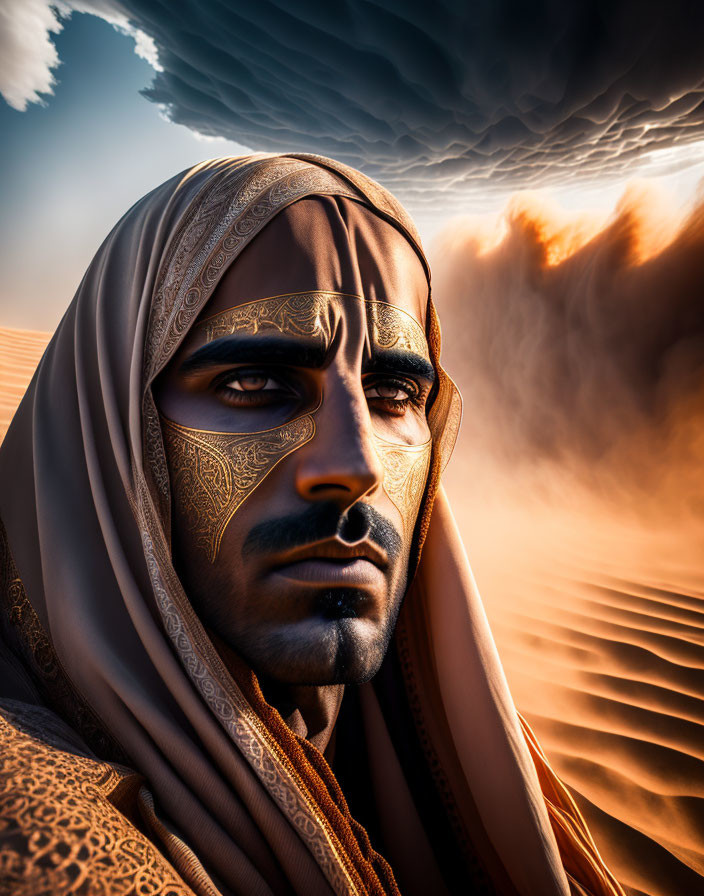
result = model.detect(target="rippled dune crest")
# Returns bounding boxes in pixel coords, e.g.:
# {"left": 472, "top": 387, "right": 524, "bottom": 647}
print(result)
{"left": 450, "top": 496, "right": 704, "bottom": 896}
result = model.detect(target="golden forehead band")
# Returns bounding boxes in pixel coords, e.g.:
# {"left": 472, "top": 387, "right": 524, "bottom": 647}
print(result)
{"left": 197, "top": 290, "right": 431, "bottom": 363}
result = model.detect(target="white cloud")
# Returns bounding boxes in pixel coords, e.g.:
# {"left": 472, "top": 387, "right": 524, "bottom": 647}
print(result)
{"left": 0, "top": 0, "right": 161, "bottom": 112}
{"left": 0, "top": 0, "right": 63, "bottom": 111}
{"left": 130, "top": 27, "right": 160, "bottom": 70}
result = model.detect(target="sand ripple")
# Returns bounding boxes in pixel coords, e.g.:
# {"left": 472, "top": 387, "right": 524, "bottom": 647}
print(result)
{"left": 0, "top": 327, "right": 50, "bottom": 442}
{"left": 462, "top": 504, "right": 704, "bottom": 896}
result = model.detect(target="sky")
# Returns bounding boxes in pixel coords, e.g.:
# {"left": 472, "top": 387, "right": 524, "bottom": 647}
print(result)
{"left": 0, "top": 9, "right": 250, "bottom": 330}
{"left": 3, "top": 7, "right": 704, "bottom": 891}
{"left": 2, "top": 0, "right": 704, "bottom": 330}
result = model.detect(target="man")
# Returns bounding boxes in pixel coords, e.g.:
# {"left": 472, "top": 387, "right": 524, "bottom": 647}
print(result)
{"left": 0, "top": 154, "right": 623, "bottom": 895}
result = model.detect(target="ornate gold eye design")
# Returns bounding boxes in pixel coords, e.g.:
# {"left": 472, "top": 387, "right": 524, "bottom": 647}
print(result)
{"left": 373, "top": 435, "right": 432, "bottom": 539}
{"left": 166, "top": 292, "right": 435, "bottom": 561}
{"left": 161, "top": 414, "right": 315, "bottom": 563}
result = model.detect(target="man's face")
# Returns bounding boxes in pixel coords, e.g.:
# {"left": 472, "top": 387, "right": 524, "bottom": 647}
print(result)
{"left": 155, "top": 198, "right": 433, "bottom": 687}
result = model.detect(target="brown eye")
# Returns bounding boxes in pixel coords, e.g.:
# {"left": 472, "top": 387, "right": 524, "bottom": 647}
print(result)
{"left": 214, "top": 367, "right": 305, "bottom": 409}
{"left": 375, "top": 383, "right": 406, "bottom": 399}
{"left": 365, "top": 381, "right": 413, "bottom": 401}
{"left": 227, "top": 372, "right": 275, "bottom": 392}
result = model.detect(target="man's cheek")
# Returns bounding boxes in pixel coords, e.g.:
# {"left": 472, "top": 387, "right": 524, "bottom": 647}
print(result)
{"left": 160, "top": 414, "right": 315, "bottom": 563}
{"left": 373, "top": 435, "right": 432, "bottom": 540}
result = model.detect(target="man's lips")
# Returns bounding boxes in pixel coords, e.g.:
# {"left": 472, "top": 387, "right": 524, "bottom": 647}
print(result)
{"left": 273, "top": 557, "right": 384, "bottom": 586}
{"left": 268, "top": 538, "right": 388, "bottom": 586}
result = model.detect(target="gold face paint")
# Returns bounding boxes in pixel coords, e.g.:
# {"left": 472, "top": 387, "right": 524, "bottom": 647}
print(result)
{"left": 164, "top": 291, "right": 436, "bottom": 562}
{"left": 161, "top": 414, "right": 315, "bottom": 563}
{"left": 198, "top": 290, "right": 432, "bottom": 370}
{"left": 201, "top": 290, "right": 335, "bottom": 344}
{"left": 365, "top": 300, "right": 431, "bottom": 364}
{"left": 373, "top": 435, "right": 432, "bottom": 539}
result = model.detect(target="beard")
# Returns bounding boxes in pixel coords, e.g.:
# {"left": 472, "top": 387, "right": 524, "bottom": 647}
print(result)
{"left": 231, "top": 580, "right": 407, "bottom": 686}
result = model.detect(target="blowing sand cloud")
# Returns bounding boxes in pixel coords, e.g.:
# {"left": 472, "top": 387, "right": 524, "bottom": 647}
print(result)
{"left": 432, "top": 183, "right": 704, "bottom": 514}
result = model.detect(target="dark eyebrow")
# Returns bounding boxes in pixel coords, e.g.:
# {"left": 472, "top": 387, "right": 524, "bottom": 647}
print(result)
{"left": 179, "top": 335, "right": 329, "bottom": 375}
{"left": 366, "top": 348, "right": 436, "bottom": 384}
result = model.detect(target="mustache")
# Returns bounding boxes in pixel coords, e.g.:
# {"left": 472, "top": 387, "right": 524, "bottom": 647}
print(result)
{"left": 241, "top": 501, "right": 403, "bottom": 562}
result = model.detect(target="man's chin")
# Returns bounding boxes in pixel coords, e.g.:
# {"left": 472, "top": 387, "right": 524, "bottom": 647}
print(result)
{"left": 244, "top": 614, "right": 392, "bottom": 686}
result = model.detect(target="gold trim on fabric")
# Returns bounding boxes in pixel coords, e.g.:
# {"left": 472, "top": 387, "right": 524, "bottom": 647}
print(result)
{"left": 0, "top": 517, "right": 126, "bottom": 763}
{"left": 0, "top": 700, "right": 196, "bottom": 895}
{"left": 161, "top": 412, "right": 316, "bottom": 563}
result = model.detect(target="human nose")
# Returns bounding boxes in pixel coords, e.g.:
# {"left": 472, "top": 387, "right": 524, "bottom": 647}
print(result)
{"left": 294, "top": 375, "right": 384, "bottom": 510}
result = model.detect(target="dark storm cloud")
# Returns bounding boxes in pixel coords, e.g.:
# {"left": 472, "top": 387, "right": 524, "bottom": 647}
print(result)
{"left": 111, "top": 0, "right": 704, "bottom": 207}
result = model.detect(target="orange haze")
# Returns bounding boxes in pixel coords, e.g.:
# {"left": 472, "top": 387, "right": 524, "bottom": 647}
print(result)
{"left": 431, "top": 182, "right": 704, "bottom": 896}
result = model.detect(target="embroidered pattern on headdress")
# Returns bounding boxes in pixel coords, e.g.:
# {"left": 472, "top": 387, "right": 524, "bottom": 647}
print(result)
{"left": 0, "top": 700, "right": 196, "bottom": 896}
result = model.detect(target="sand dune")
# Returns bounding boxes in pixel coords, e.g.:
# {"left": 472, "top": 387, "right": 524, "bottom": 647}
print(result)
{"left": 449, "top": 487, "right": 704, "bottom": 896}
{"left": 0, "top": 327, "right": 50, "bottom": 443}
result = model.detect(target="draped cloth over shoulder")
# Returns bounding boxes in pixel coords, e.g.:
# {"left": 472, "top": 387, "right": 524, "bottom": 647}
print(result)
{"left": 0, "top": 154, "right": 623, "bottom": 896}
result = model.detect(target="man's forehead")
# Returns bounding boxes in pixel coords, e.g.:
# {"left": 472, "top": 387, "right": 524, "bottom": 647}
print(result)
{"left": 195, "top": 291, "right": 432, "bottom": 368}
{"left": 196, "top": 195, "right": 429, "bottom": 329}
